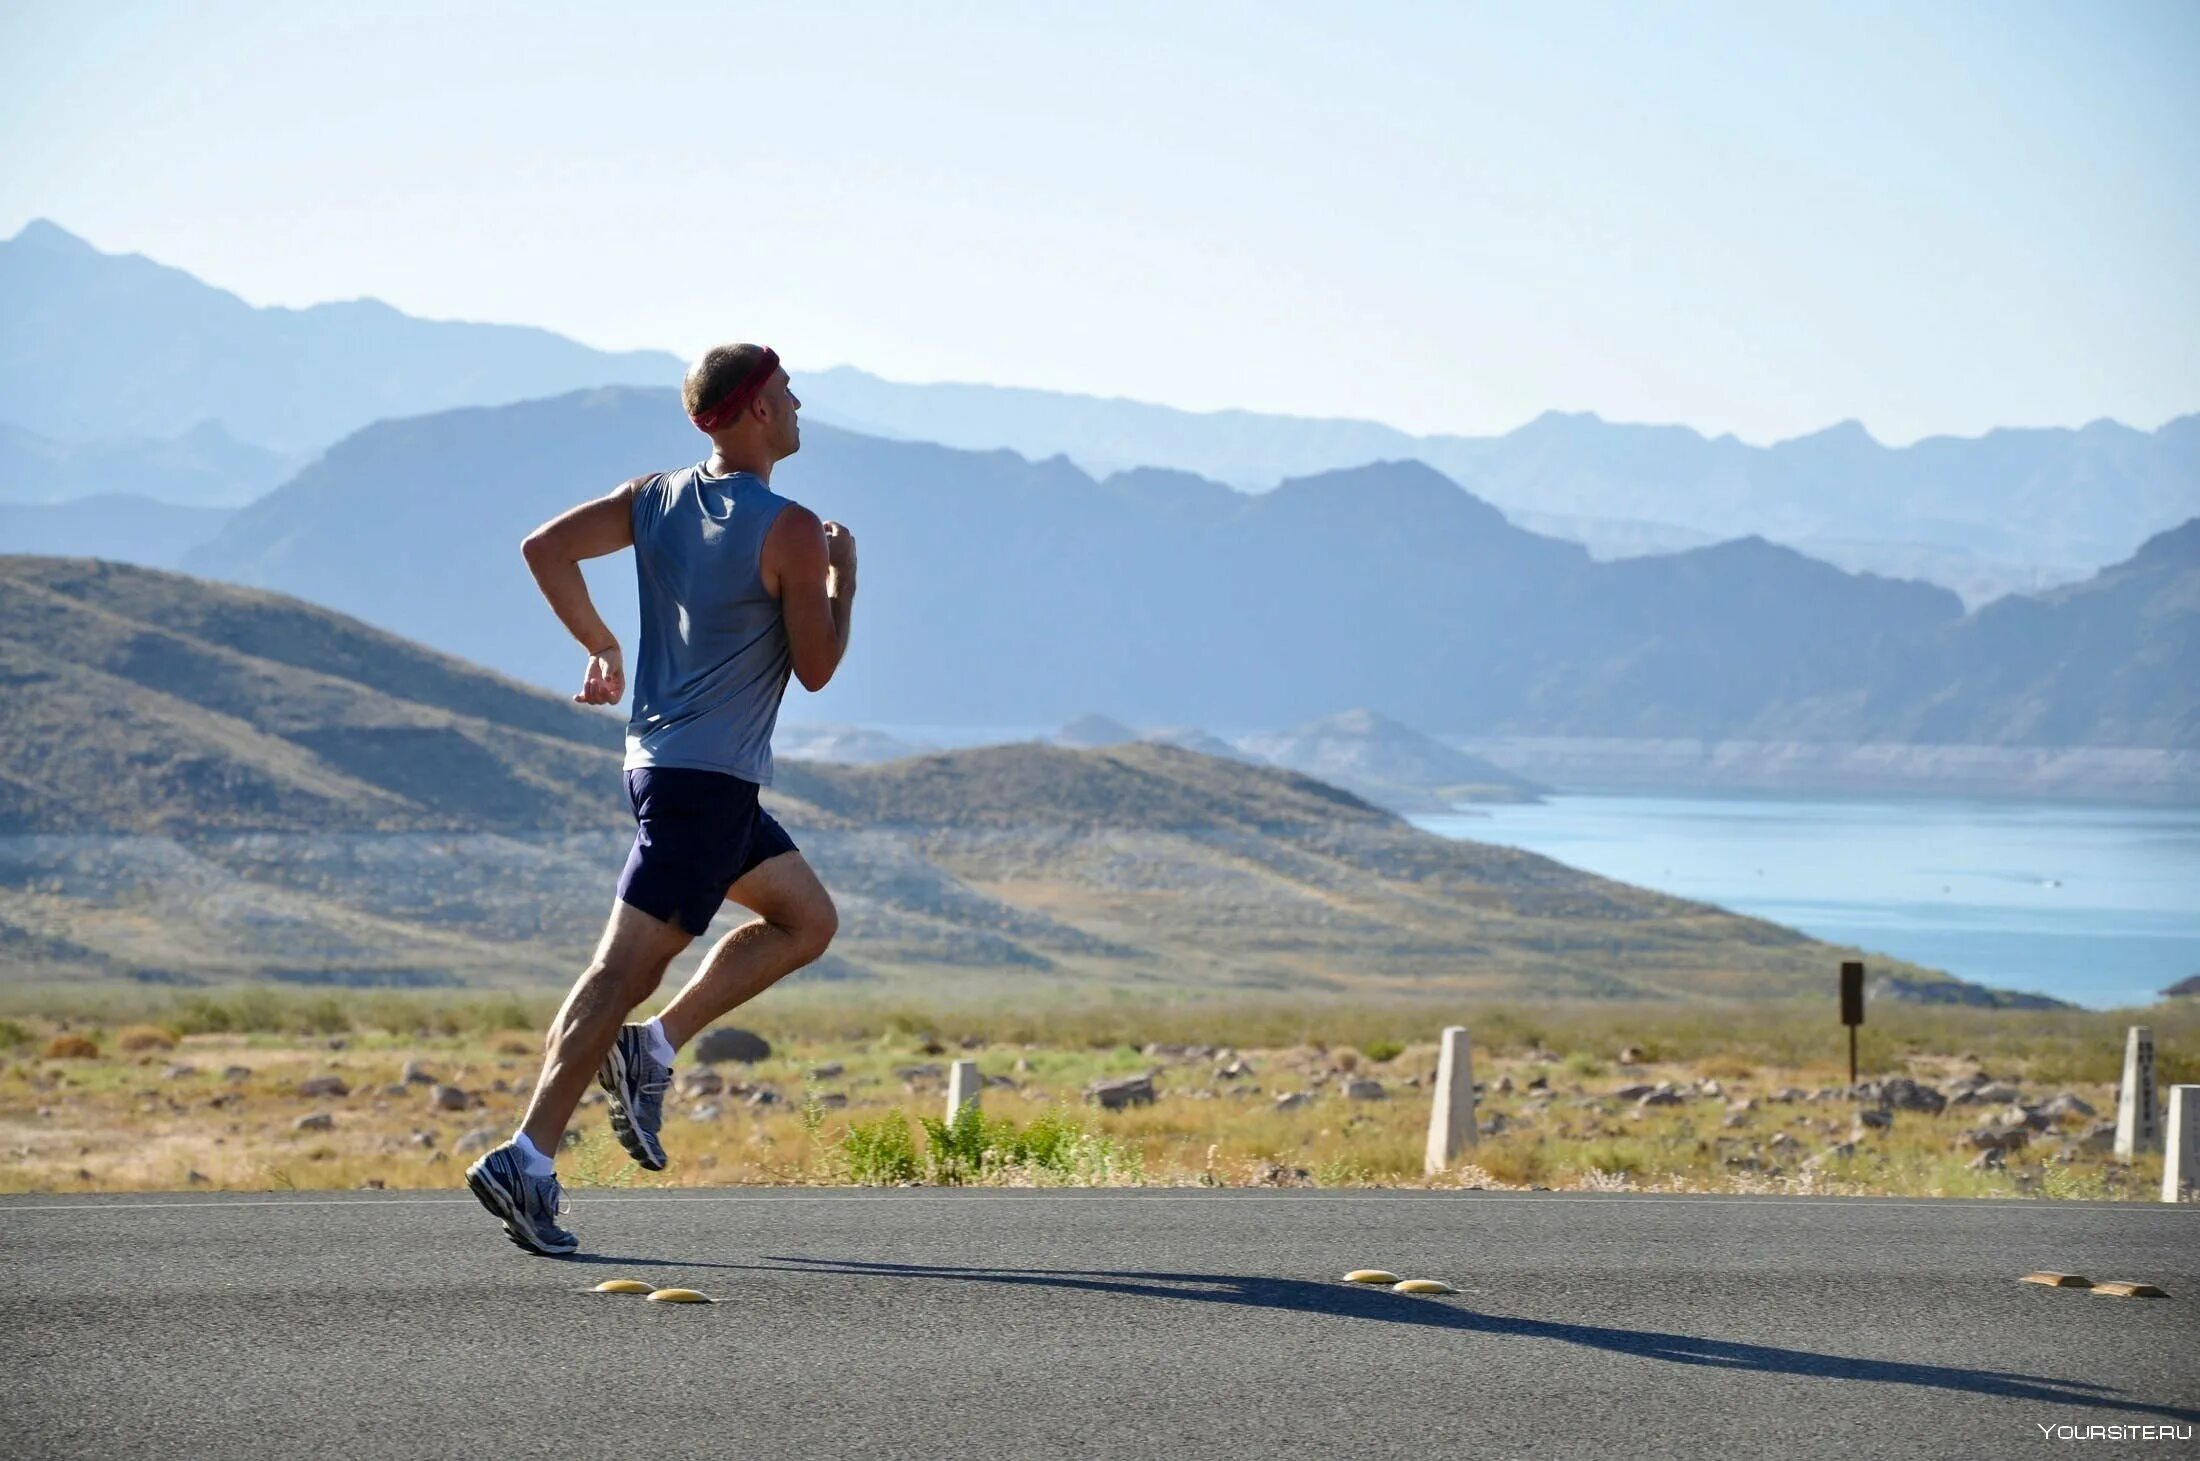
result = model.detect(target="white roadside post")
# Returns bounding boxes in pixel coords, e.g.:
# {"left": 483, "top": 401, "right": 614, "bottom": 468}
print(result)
{"left": 1424, "top": 1026, "right": 1477, "bottom": 1177}
{"left": 947, "top": 1059, "right": 981, "bottom": 1124}
{"left": 2164, "top": 1086, "right": 2198, "bottom": 1204}
{"left": 2114, "top": 1026, "right": 2159, "bottom": 1159}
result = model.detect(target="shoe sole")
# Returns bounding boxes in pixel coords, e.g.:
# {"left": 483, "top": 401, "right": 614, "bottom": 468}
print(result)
{"left": 598, "top": 1039, "right": 669, "bottom": 1172}
{"left": 464, "top": 1160, "right": 578, "bottom": 1256}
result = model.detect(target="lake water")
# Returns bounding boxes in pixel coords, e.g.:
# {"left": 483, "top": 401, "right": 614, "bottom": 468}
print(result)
{"left": 1409, "top": 796, "right": 2200, "bottom": 1011}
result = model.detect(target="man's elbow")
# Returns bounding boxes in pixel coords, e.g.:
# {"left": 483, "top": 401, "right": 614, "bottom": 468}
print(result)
{"left": 792, "top": 648, "right": 842, "bottom": 694}
{"left": 521, "top": 530, "right": 551, "bottom": 566}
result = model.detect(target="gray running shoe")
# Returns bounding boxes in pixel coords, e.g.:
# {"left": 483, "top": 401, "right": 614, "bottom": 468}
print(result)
{"left": 597, "top": 1024, "right": 671, "bottom": 1171}
{"left": 464, "top": 1142, "right": 578, "bottom": 1255}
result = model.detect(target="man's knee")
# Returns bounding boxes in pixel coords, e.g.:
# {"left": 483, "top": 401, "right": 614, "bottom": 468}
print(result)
{"left": 784, "top": 892, "right": 838, "bottom": 964}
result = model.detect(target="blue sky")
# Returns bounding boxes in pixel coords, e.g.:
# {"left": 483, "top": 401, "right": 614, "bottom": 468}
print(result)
{"left": 4, "top": 0, "right": 2195, "bottom": 443}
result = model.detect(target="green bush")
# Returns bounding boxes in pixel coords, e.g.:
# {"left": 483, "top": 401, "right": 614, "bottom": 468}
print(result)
{"left": 1361, "top": 1039, "right": 1404, "bottom": 1064}
{"left": 913, "top": 1102, "right": 1141, "bottom": 1186}
{"left": 842, "top": 1111, "right": 919, "bottom": 1185}
{"left": 919, "top": 1102, "right": 994, "bottom": 1184}
{"left": 0, "top": 1018, "right": 30, "bottom": 1051}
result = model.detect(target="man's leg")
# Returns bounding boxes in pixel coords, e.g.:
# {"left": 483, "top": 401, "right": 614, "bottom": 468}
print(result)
{"left": 655, "top": 851, "right": 838, "bottom": 1050}
{"left": 521, "top": 899, "right": 693, "bottom": 1153}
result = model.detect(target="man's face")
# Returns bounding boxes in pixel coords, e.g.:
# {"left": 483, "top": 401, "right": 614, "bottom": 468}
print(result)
{"left": 768, "top": 369, "right": 802, "bottom": 460}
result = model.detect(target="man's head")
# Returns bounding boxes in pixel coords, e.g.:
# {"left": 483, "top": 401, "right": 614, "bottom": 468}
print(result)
{"left": 683, "top": 343, "right": 800, "bottom": 461}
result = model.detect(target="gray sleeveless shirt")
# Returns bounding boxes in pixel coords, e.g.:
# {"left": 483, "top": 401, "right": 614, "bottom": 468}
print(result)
{"left": 623, "top": 464, "right": 794, "bottom": 785}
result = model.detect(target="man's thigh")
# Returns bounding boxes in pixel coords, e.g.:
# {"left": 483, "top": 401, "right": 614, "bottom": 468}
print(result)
{"left": 590, "top": 895, "right": 696, "bottom": 978}
{"left": 725, "top": 850, "right": 831, "bottom": 926}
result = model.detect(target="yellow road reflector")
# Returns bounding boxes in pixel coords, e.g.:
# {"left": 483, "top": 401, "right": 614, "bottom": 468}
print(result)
{"left": 646, "top": 1287, "right": 712, "bottom": 1304}
{"left": 1344, "top": 1270, "right": 1401, "bottom": 1285}
{"left": 592, "top": 1279, "right": 653, "bottom": 1295}
{"left": 1392, "top": 1279, "right": 1459, "bottom": 1295}
{"left": 2090, "top": 1281, "right": 2168, "bottom": 1298}
{"left": 2019, "top": 1272, "right": 2093, "bottom": 1288}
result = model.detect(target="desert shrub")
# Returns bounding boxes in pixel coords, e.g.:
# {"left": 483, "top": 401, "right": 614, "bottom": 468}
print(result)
{"left": 905, "top": 1103, "right": 1140, "bottom": 1186}
{"left": 1560, "top": 1050, "right": 1606, "bottom": 1078}
{"left": 0, "top": 1018, "right": 30, "bottom": 1052}
{"left": 44, "top": 1033, "right": 100, "bottom": 1059}
{"left": 116, "top": 1024, "right": 180, "bottom": 1052}
{"left": 1361, "top": 1039, "right": 1405, "bottom": 1064}
{"left": 919, "top": 1103, "right": 994, "bottom": 1184}
{"left": 842, "top": 1111, "right": 919, "bottom": 1184}
{"left": 1697, "top": 1053, "right": 1757, "bottom": 1081}
{"left": 998, "top": 1105, "right": 1081, "bottom": 1170}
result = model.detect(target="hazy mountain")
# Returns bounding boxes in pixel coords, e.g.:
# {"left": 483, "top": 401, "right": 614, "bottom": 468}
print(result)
{"left": 0, "top": 221, "right": 679, "bottom": 454}
{"left": 0, "top": 555, "right": 1962, "bottom": 1001}
{"left": 10, "top": 226, "right": 2188, "bottom": 601}
{"left": 0, "top": 420, "right": 298, "bottom": 508}
{"left": 182, "top": 389, "right": 2192, "bottom": 751}
{"left": 1237, "top": 709, "right": 1546, "bottom": 812}
{"left": 1054, "top": 714, "right": 1140, "bottom": 748}
{"left": 0, "top": 495, "right": 235, "bottom": 571}
{"left": 1831, "top": 518, "right": 2200, "bottom": 748}
{"left": 802, "top": 365, "right": 2199, "bottom": 590}
{"left": 772, "top": 723, "right": 932, "bottom": 765}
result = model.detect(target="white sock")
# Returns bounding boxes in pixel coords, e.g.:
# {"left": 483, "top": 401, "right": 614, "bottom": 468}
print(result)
{"left": 512, "top": 1130, "right": 556, "bottom": 1176}
{"left": 643, "top": 1016, "right": 677, "bottom": 1066}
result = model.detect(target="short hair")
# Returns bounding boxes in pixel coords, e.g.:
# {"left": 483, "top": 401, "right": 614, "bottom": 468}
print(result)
{"left": 683, "top": 343, "right": 776, "bottom": 419}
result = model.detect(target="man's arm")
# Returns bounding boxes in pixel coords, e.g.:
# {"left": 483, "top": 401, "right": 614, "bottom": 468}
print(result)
{"left": 763, "top": 505, "right": 857, "bottom": 692}
{"left": 521, "top": 478, "right": 644, "bottom": 705}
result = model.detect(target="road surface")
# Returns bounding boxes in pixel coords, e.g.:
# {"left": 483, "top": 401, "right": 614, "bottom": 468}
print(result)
{"left": 2, "top": 1188, "right": 2194, "bottom": 1458}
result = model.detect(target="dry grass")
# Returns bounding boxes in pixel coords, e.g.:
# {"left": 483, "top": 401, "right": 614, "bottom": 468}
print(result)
{"left": 115, "top": 1025, "right": 180, "bottom": 1053}
{"left": 0, "top": 989, "right": 2184, "bottom": 1201}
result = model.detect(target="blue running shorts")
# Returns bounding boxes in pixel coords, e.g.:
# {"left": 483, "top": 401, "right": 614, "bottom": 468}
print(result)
{"left": 615, "top": 766, "right": 799, "bottom": 936}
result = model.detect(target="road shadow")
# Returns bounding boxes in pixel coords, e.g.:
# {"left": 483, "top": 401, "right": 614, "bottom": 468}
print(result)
{"left": 757, "top": 1255, "right": 2198, "bottom": 1423}
{"left": 557, "top": 1251, "right": 756, "bottom": 1271}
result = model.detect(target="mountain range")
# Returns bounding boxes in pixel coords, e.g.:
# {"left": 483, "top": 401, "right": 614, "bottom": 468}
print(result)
{"left": 0, "top": 555, "right": 1947, "bottom": 1002}
{"left": 786, "top": 371, "right": 2200, "bottom": 601}
{"left": 0, "top": 220, "right": 677, "bottom": 455}
{"left": 174, "top": 386, "right": 2197, "bottom": 755}
{"left": 6, "top": 220, "right": 2195, "bottom": 605}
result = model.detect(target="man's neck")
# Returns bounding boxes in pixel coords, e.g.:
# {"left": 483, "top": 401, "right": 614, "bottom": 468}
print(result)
{"left": 705, "top": 444, "right": 774, "bottom": 483}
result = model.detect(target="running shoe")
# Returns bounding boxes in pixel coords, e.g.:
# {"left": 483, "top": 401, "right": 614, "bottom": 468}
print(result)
{"left": 464, "top": 1142, "right": 578, "bottom": 1255}
{"left": 597, "top": 1024, "right": 671, "bottom": 1171}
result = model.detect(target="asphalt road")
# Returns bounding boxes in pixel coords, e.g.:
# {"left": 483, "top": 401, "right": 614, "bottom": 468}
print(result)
{"left": 2, "top": 1188, "right": 2195, "bottom": 1459}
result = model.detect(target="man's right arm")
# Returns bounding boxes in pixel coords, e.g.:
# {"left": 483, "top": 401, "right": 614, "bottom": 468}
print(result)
{"left": 765, "top": 504, "right": 857, "bottom": 692}
{"left": 521, "top": 477, "right": 645, "bottom": 705}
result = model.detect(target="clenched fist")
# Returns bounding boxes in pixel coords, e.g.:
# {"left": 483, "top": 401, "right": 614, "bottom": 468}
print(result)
{"left": 575, "top": 643, "right": 624, "bottom": 706}
{"left": 824, "top": 520, "right": 858, "bottom": 579}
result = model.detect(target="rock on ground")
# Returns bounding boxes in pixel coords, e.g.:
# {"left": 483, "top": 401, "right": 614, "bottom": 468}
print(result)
{"left": 692, "top": 1028, "right": 772, "bottom": 1064}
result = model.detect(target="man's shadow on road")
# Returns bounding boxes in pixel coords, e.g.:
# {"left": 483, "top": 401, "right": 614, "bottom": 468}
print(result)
{"left": 738, "top": 1254, "right": 2198, "bottom": 1424}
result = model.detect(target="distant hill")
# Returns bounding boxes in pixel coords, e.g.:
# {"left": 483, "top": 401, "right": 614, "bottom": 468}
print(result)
{"left": 0, "top": 555, "right": 1975, "bottom": 1001}
{"left": 8, "top": 226, "right": 2191, "bottom": 598}
{"left": 801, "top": 366, "right": 2200, "bottom": 590}
{"left": 0, "top": 221, "right": 678, "bottom": 454}
{"left": 0, "top": 420, "right": 297, "bottom": 508}
{"left": 1831, "top": 518, "right": 2200, "bottom": 748}
{"left": 1237, "top": 709, "right": 1546, "bottom": 811}
{"left": 0, "top": 495, "right": 235, "bottom": 572}
{"left": 772, "top": 723, "right": 931, "bottom": 765}
{"left": 179, "top": 389, "right": 2185, "bottom": 751}
{"left": 0, "top": 556, "right": 623, "bottom": 833}
{"left": 1054, "top": 714, "right": 1140, "bottom": 748}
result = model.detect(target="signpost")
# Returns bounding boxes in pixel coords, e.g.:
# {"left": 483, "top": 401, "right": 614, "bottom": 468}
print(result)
{"left": 1840, "top": 961, "right": 1865, "bottom": 1090}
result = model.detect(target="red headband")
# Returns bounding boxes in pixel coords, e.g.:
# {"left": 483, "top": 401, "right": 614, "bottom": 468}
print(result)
{"left": 689, "top": 347, "right": 781, "bottom": 433}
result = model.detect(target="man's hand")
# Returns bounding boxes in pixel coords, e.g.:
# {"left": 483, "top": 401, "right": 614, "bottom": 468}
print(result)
{"left": 824, "top": 520, "right": 857, "bottom": 581}
{"left": 576, "top": 643, "right": 625, "bottom": 706}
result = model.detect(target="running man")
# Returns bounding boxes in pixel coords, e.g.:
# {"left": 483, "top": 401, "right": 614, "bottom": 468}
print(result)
{"left": 466, "top": 344, "right": 856, "bottom": 1254}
